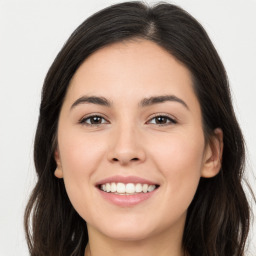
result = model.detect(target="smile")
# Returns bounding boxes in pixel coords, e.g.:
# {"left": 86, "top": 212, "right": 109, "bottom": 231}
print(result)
{"left": 96, "top": 176, "right": 160, "bottom": 206}
{"left": 100, "top": 182, "right": 158, "bottom": 195}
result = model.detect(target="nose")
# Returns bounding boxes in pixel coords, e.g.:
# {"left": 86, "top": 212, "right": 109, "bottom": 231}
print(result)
{"left": 107, "top": 125, "right": 146, "bottom": 166}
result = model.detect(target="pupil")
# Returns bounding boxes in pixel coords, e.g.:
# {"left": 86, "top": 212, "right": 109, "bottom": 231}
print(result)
{"left": 156, "top": 116, "right": 166, "bottom": 124}
{"left": 91, "top": 116, "right": 101, "bottom": 124}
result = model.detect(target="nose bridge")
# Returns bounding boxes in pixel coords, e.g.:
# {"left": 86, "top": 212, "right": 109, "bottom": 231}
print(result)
{"left": 108, "top": 119, "right": 145, "bottom": 165}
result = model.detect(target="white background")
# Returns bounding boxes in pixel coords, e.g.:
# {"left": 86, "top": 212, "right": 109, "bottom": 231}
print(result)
{"left": 0, "top": 0, "right": 255, "bottom": 255}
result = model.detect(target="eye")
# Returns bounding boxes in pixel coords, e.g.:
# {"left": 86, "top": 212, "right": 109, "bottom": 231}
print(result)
{"left": 79, "top": 115, "right": 109, "bottom": 126}
{"left": 147, "top": 114, "right": 177, "bottom": 126}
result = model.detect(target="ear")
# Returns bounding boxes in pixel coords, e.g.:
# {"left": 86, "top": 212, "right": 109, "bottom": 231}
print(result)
{"left": 201, "top": 128, "right": 223, "bottom": 178}
{"left": 54, "top": 149, "right": 63, "bottom": 179}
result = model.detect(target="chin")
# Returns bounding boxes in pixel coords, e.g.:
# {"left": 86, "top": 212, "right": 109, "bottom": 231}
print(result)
{"left": 88, "top": 215, "right": 157, "bottom": 242}
{"left": 102, "top": 226, "right": 155, "bottom": 242}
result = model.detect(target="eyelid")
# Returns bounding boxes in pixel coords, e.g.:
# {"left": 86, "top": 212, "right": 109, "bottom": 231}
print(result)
{"left": 78, "top": 112, "right": 177, "bottom": 126}
{"left": 146, "top": 113, "right": 177, "bottom": 125}
{"left": 79, "top": 113, "right": 110, "bottom": 125}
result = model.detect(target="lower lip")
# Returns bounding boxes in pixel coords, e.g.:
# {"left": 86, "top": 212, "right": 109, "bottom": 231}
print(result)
{"left": 98, "top": 188, "right": 158, "bottom": 207}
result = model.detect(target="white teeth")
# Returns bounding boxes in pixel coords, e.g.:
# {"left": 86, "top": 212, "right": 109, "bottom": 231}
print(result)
{"left": 148, "top": 185, "right": 156, "bottom": 192}
{"left": 111, "top": 182, "right": 117, "bottom": 192}
{"left": 126, "top": 183, "right": 135, "bottom": 194}
{"left": 106, "top": 183, "right": 111, "bottom": 192}
{"left": 100, "top": 182, "right": 157, "bottom": 194}
{"left": 135, "top": 183, "right": 142, "bottom": 193}
{"left": 116, "top": 183, "right": 126, "bottom": 193}
{"left": 142, "top": 184, "right": 148, "bottom": 193}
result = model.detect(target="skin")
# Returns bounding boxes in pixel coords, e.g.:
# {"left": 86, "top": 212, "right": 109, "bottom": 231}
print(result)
{"left": 55, "top": 39, "right": 223, "bottom": 256}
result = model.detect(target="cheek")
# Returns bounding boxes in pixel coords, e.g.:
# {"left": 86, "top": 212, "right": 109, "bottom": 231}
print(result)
{"left": 149, "top": 130, "right": 205, "bottom": 209}
{"left": 59, "top": 130, "right": 106, "bottom": 174}
{"left": 57, "top": 132, "right": 106, "bottom": 215}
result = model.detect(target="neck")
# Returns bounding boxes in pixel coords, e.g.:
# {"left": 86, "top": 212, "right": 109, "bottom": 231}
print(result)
{"left": 84, "top": 224, "right": 185, "bottom": 256}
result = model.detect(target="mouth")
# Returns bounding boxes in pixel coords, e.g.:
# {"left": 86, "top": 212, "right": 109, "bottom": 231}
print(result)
{"left": 96, "top": 176, "right": 160, "bottom": 206}
{"left": 98, "top": 182, "right": 159, "bottom": 195}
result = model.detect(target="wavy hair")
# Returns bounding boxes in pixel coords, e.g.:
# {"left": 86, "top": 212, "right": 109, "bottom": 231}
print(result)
{"left": 24, "top": 2, "right": 252, "bottom": 255}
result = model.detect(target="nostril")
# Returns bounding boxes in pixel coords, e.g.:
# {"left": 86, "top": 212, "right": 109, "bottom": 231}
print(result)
{"left": 112, "top": 157, "right": 139, "bottom": 162}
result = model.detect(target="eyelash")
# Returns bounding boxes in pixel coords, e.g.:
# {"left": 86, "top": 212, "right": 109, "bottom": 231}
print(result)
{"left": 146, "top": 113, "right": 177, "bottom": 126}
{"left": 79, "top": 113, "right": 177, "bottom": 127}
{"left": 79, "top": 114, "right": 109, "bottom": 126}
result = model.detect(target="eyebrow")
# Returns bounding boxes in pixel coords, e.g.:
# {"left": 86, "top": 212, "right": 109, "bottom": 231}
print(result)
{"left": 70, "top": 95, "right": 189, "bottom": 110}
{"left": 71, "top": 96, "right": 111, "bottom": 109}
{"left": 140, "top": 95, "right": 189, "bottom": 110}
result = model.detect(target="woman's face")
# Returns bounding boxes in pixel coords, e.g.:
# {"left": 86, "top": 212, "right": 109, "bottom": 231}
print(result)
{"left": 55, "top": 39, "right": 220, "bottom": 242}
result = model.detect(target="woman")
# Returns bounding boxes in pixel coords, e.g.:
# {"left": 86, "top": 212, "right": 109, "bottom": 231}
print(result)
{"left": 24, "top": 2, "right": 252, "bottom": 256}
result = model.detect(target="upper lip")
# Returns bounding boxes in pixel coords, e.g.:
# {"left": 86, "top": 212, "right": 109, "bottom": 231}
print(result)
{"left": 95, "top": 175, "right": 159, "bottom": 186}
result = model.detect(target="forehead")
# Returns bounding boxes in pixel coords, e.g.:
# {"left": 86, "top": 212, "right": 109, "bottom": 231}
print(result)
{"left": 65, "top": 39, "right": 199, "bottom": 110}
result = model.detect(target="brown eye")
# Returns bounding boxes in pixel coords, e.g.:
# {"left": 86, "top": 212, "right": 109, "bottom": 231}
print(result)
{"left": 80, "top": 115, "right": 108, "bottom": 126}
{"left": 147, "top": 115, "right": 177, "bottom": 126}
{"left": 89, "top": 116, "right": 103, "bottom": 124}
{"left": 155, "top": 116, "right": 169, "bottom": 124}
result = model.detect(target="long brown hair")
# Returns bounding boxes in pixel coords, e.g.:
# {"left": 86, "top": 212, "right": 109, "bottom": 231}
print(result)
{"left": 24, "top": 2, "right": 253, "bottom": 255}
